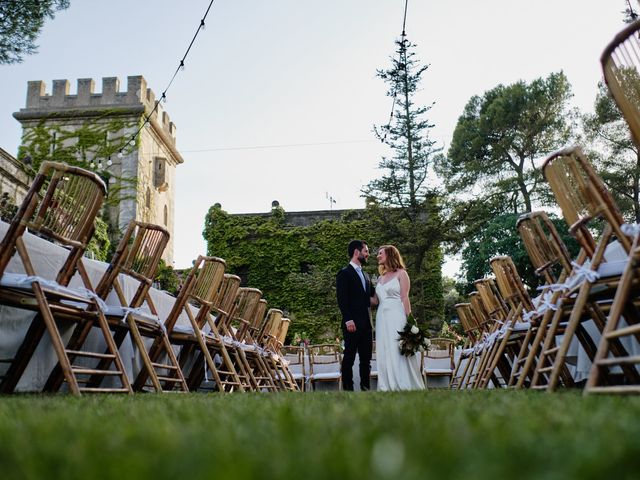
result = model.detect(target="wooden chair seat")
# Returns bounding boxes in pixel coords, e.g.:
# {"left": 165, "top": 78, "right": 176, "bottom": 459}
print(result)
{"left": 282, "top": 345, "right": 306, "bottom": 391}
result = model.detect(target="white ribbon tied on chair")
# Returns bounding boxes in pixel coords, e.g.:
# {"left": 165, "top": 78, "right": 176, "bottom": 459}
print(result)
{"left": 570, "top": 261, "right": 600, "bottom": 284}
{"left": 523, "top": 290, "right": 559, "bottom": 322}
{"left": 537, "top": 290, "right": 559, "bottom": 313}
{"left": 2, "top": 273, "right": 109, "bottom": 312}
{"left": 115, "top": 306, "right": 165, "bottom": 333}
{"left": 536, "top": 261, "right": 600, "bottom": 297}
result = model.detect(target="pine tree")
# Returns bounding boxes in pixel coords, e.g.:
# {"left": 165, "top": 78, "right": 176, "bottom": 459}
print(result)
{"left": 364, "top": 36, "right": 444, "bottom": 325}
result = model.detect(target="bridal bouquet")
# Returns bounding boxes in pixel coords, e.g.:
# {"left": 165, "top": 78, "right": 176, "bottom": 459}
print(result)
{"left": 398, "top": 313, "right": 430, "bottom": 356}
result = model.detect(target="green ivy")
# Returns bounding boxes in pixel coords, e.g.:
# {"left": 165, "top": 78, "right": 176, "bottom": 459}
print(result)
{"left": 154, "top": 259, "right": 180, "bottom": 295}
{"left": 17, "top": 114, "right": 139, "bottom": 208}
{"left": 203, "top": 205, "right": 444, "bottom": 343}
{"left": 86, "top": 216, "right": 110, "bottom": 261}
{"left": 16, "top": 112, "right": 144, "bottom": 259}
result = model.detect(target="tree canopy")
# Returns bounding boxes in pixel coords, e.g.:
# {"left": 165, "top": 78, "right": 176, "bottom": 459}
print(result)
{"left": 437, "top": 72, "right": 574, "bottom": 213}
{"left": 0, "top": 0, "right": 70, "bottom": 65}
{"left": 460, "top": 212, "right": 580, "bottom": 292}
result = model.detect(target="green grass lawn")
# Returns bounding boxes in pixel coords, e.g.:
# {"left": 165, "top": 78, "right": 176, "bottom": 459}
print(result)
{"left": 1, "top": 390, "right": 639, "bottom": 479}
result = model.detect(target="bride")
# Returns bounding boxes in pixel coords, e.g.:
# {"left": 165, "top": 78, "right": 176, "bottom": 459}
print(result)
{"left": 373, "top": 245, "right": 425, "bottom": 391}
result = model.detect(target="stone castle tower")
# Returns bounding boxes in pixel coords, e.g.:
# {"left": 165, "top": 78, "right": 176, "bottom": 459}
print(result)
{"left": 13, "top": 75, "right": 182, "bottom": 265}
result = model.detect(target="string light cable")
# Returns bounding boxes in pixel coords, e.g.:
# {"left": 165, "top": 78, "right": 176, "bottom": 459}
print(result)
{"left": 115, "top": 0, "right": 216, "bottom": 160}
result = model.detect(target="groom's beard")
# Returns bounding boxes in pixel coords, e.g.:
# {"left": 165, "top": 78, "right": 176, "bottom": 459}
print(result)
{"left": 358, "top": 255, "right": 367, "bottom": 265}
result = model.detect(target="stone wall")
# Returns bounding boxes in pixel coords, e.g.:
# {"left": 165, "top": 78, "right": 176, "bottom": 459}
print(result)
{"left": 13, "top": 76, "right": 182, "bottom": 265}
{"left": 0, "top": 146, "right": 32, "bottom": 215}
{"left": 233, "top": 206, "right": 357, "bottom": 227}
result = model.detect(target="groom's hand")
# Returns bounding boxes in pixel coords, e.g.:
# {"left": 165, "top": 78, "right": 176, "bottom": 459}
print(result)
{"left": 346, "top": 320, "right": 356, "bottom": 332}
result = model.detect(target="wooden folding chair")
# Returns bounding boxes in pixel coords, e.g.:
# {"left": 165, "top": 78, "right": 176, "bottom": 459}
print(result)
{"left": 273, "top": 316, "right": 297, "bottom": 388}
{"left": 174, "top": 272, "right": 256, "bottom": 392}
{"left": 578, "top": 20, "right": 640, "bottom": 394}
{"left": 472, "top": 278, "right": 512, "bottom": 388}
{"left": 0, "top": 161, "right": 131, "bottom": 395}
{"left": 281, "top": 344, "right": 306, "bottom": 391}
{"left": 308, "top": 343, "right": 342, "bottom": 391}
{"left": 512, "top": 211, "right": 577, "bottom": 388}
{"left": 44, "top": 221, "right": 188, "bottom": 393}
{"left": 586, "top": 224, "right": 640, "bottom": 394}
{"left": 533, "top": 146, "right": 638, "bottom": 391}
{"left": 450, "top": 303, "right": 480, "bottom": 389}
{"left": 601, "top": 19, "right": 640, "bottom": 148}
{"left": 226, "top": 288, "right": 280, "bottom": 392}
{"left": 482, "top": 256, "right": 539, "bottom": 388}
{"left": 421, "top": 337, "right": 454, "bottom": 387}
{"left": 266, "top": 315, "right": 298, "bottom": 391}
{"left": 255, "top": 308, "right": 287, "bottom": 391}
{"left": 460, "top": 291, "right": 494, "bottom": 389}
{"left": 147, "top": 257, "right": 247, "bottom": 392}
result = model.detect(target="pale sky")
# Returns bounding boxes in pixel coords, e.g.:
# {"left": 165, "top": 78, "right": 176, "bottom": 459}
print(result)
{"left": 0, "top": 1, "right": 626, "bottom": 272}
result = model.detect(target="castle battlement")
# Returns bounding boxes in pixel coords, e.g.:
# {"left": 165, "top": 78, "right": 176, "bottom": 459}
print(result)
{"left": 20, "top": 76, "right": 176, "bottom": 141}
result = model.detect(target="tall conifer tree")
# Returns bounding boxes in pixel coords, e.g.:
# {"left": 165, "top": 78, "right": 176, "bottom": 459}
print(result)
{"left": 364, "top": 36, "right": 444, "bottom": 324}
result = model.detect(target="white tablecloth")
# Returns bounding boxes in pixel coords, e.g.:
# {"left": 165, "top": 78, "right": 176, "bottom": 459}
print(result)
{"left": 0, "top": 221, "right": 192, "bottom": 391}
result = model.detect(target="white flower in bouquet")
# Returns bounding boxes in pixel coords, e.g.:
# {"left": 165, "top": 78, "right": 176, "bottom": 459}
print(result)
{"left": 410, "top": 325, "right": 419, "bottom": 334}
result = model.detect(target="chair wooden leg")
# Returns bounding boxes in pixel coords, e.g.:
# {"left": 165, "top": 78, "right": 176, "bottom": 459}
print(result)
{"left": 35, "top": 288, "right": 81, "bottom": 395}
{"left": 458, "top": 355, "right": 474, "bottom": 389}
{"left": 547, "top": 285, "right": 592, "bottom": 391}
{"left": 44, "top": 319, "right": 93, "bottom": 392}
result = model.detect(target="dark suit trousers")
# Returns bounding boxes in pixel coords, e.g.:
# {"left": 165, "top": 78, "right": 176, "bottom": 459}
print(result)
{"left": 341, "top": 327, "right": 373, "bottom": 391}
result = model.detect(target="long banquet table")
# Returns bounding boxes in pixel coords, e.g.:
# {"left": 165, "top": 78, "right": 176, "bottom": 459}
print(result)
{"left": 0, "top": 221, "right": 193, "bottom": 392}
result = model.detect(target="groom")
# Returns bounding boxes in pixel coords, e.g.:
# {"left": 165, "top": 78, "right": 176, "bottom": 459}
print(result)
{"left": 336, "top": 239, "right": 375, "bottom": 391}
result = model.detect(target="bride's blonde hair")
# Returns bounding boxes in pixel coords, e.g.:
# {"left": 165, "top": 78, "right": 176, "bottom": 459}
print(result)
{"left": 378, "top": 245, "right": 406, "bottom": 275}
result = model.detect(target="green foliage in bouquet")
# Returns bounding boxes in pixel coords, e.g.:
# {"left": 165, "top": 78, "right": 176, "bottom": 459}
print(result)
{"left": 398, "top": 313, "right": 430, "bottom": 356}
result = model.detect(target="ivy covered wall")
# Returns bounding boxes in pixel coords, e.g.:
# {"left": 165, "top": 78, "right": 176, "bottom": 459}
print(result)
{"left": 203, "top": 205, "right": 444, "bottom": 343}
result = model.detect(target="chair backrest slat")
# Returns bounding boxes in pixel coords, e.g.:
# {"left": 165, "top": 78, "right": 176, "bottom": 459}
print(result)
{"left": 474, "top": 278, "right": 507, "bottom": 321}
{"left": 0, "top": 161, "right": 106, "bottom": 286}
{"left": 490, "top": 256, "right": 534, "bottom": 314}
{"left": 516, "top": 211, "right": 573, "bottom": 284}
{"left": 95, "top": 221, "right": 169, "bottom": 308}
{"left": 163, "top": 256, "right": 226, "bottom": 334}
{"left": 542, "top": 146, "right": 630, "bottom": 259}
{"left": 602, "top": 20, "right": 640, "bottom": 147}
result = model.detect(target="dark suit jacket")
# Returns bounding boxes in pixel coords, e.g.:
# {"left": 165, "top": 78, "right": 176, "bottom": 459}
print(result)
{"left": 336, "top": 264, "right": 375, "bottom": 331}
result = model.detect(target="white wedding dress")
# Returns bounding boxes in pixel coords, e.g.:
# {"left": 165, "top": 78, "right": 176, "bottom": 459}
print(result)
{"left": 375, "top": 277, "right": 425, "bottom": 391}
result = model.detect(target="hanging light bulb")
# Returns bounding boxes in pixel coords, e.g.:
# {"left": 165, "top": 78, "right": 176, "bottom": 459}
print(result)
{"left": 90, "top": 162, "right": 95, "bottom": 169}
{"left": 117, "top": 151, "right": 123, "bottom": 159}
{"left": 107, "top": 157, "right": 113, "bottom": 167}
{"left": 97, "top": 160, "right": 103, "bottom": 169}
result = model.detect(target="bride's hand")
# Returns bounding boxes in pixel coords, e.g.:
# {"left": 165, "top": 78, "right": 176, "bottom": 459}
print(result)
{"left": 370, "top": 293, "right": 379, "bottom": 306}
